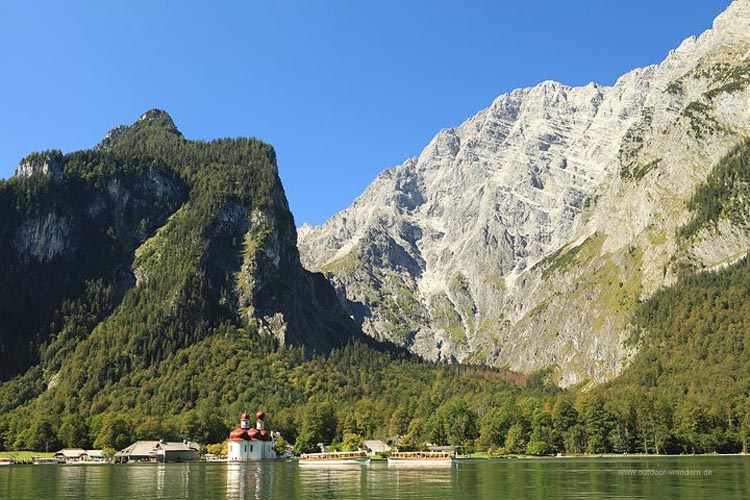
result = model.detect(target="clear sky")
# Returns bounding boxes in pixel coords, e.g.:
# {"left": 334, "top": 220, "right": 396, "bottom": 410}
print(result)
{"left": 0, "top": 0, "right": 731, "bottom": 225}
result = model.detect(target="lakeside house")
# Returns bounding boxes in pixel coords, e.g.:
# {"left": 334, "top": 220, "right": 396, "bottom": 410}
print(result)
{"left": 362, "top": 440, "right": 391, "bottom": 456}
{"left": 85, "top": 450, "right": 106, "bottom": 462}
{"left": 53, "top": 449, "right": 106, "bottom": 463}
{"left": 114, "top": 440, "right": 199, "bottom": 463}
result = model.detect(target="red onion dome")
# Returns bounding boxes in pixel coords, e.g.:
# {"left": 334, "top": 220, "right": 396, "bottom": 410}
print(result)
{"left": 248, "top": 427, "right": 260, "bottom": 440}
{"left": 256, "top": 411, "right": 265, "bottom": 420}
{"left": 229, "top": 428, "right": 250, "bottom": 441}
{"left": 240, "top": 412, "right": 249, "bottom": 420}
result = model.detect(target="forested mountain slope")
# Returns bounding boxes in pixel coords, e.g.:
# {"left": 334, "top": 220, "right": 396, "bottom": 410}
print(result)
{"left": 0, "top": 109, "right": 360, "bottom": 399}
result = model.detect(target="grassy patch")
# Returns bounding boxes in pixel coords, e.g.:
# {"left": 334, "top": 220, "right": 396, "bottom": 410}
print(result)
{"left": 646, "top": 228, "right": 668, "bottom": 246}
{"left": 484, "top": 273, "right": 506, "bottom": 293}
{"left": 540, "top": 234, "right": 604, "bottom": 279}
{"left": 430, "top": 293, "right": 466, "bottom": 343}
{"left": 589, "top": 246, "right": 643, "bottom": 331}
{"left": 621, "top": 159, "right": 661, "bottom": 182}
{"left": 377, "top": 274, "right": 425, "bottom": 343}
{"left": 320, "top": 251, "right": 360, "bottom": 274}
{"left": 0, "top": 451, "right": 54, "bottom": 460}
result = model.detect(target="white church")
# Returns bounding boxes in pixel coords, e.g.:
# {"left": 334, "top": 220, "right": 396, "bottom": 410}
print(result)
{"left": 227, "top": 411, "right": 277, "bottom": 461}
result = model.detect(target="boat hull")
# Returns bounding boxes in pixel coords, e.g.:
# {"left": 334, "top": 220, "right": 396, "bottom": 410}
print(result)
{"left": 298, "top": 458, "right": 370, "bottom": 466}
{"left": 387, "top": 458, "right": 453, "bottom": 467}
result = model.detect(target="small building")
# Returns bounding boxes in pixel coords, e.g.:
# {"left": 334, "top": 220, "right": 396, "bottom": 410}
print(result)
{"left": 54, "top": 449, "right": 88, "bottom": 462}
{"left": 85, "top": 450, "right": 106, "bottom": 462}
{"left": 115, "top": 440, "right": 199, "bottom": 463}
{"left": 362, "top": 440, "right": 391, "bottom": 456}
{"left": 156, "top": 442, "right": 200, "bottom": 463}
{"left": 54, "top": 448, "right": 107, "bottom": 463}
{"left": 228, "top": 411, "right": 276, "bottom": 461}
{"left": 115, "top": 441, "right": 159, "bottom": 463}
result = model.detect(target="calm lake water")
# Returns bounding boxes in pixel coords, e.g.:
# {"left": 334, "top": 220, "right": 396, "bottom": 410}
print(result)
{"left": 1, "top": 456, "right": 748, "bottom": 499}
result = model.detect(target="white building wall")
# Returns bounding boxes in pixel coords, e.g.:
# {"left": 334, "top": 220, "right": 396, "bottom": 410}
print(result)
{"left": 228, "top": 440, "right": 276, "bottom": 461}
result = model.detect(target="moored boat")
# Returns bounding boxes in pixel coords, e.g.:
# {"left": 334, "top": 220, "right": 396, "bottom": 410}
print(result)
{"left": 0, "top": 459, "right": 12, "bottom": 466}
{"left": 298, "top": 451, "right": 370, "bottom": 466}
{"left": 32, "top": 457, "right": 61, "bottom": 465}
{"left": 387, "top": 451, "right": 454, "bottom": 466}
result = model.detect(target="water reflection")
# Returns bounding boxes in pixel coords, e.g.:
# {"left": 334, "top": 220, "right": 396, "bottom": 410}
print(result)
{"left": 226, "top": 461, "right": 279, "bottom": 500}
{"left": 123, "top": 464, "right": 159, "bottom": 498}
{"left": 1, "top": 456, "right": 749, "bottom": 499}
{"left": 297, "top": 463, "right": 365, "bottom": 498}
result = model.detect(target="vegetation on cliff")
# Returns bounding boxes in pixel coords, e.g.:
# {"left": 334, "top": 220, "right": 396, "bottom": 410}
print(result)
{"left": 1, "top": 110, "right": 749, "bottom": 458}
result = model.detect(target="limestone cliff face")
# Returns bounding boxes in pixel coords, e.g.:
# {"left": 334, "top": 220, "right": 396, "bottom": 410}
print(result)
{"left": 14, "top": 150, "right": 64, "bottom": 180}
{"left": 298, "top": 0, "right": 750, "bottom": 384}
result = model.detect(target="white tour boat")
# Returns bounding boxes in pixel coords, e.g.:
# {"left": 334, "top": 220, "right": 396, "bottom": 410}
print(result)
{"left": 387, "top": 451, "right": 455, "bottom": 467}
{"left": 298, "top": 451, "right": 370, "bottom": 466}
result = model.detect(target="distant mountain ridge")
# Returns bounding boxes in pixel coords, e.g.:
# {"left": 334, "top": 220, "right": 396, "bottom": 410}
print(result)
{"left": 298, "top": 0, "right": 750, "bottom": 384}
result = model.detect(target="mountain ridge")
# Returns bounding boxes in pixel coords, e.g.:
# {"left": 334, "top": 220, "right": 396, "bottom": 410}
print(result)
{"left": 298, "top": 0, "right": 750, "bottom": 384}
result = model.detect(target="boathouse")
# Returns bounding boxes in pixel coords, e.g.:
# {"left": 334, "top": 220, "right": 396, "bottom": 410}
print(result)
{"left": 363, "top": 440, "right": 391, "bottom": 456}
{"left": 54, "top": 449, "right": 88, "bottom": 462}
{"left": 115, "top": 440, "right": 199, "bottom": 463}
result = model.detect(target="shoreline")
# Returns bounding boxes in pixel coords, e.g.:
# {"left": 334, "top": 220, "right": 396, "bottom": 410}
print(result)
{"left": 2, "top": 450, "right": 748, "bottom": 465}
{"left": 466, "top": 452, "right": 749, "bottom": 460}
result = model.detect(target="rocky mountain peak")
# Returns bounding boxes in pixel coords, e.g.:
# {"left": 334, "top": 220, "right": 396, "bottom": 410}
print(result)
{"left": 136, "top": 108, "right": 181, "bottom": 135}
{"left": 98, "top": 109, "right": 182, "bottom": 150}
{"left": 298, "top": 0, "right": 750, "bottom": 385}
{"left": 714, "top": 0, "right": 750, "bottom": 33}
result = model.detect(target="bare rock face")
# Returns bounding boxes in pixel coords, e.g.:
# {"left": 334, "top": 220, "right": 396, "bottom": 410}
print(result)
{"left": 13, "top": 213, "right": 73, "bottom": 262}
{"left": 15, "top": 150, "right": 64, "bottom": 180}
{"left": 299, "top": 0, "right": 750, "bottom": 384}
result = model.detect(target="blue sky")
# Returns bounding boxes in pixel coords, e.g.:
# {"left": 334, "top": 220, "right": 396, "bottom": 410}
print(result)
{"left": 0, "top": 0, "right": 730, "bottom": 225}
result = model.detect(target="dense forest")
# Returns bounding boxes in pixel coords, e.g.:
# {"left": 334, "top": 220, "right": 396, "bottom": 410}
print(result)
{"left": 1, "top": 110, "right": 749, "bottom": 457}
{"left": 2, "top": 253, "right": 749, "bottom": 457}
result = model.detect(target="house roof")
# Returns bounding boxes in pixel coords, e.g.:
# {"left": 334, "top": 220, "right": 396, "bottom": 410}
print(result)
{"left": 55, "top": 448, "right": 87, "bottom": 458}
{"left": 362, "top": 440, "right": 391, "bottom": 453}
{"left": 118, "top": 441, "right": 160, "bottom": 457}
{"left": 118, "top": 440, "right": 199, "bottom": 456}
{"left": 157, "top": 442, "right": 198, "bottom": 452}
{"left": 85, "top": 450, "right": 105, "bottom": 458}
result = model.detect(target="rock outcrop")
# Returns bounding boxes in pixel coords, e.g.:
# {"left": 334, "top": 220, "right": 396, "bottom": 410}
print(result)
{"left": 15, "top": 150, "right": 64, "bottom": 179}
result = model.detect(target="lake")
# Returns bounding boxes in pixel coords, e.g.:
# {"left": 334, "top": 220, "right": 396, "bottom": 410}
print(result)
{"left": 1, "top": 456, "right": 748, "bottom": 499}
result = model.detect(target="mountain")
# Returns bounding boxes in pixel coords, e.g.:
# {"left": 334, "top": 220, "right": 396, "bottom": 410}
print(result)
{"left": 298, "top": 0, "right": 750, "bottom": 385}
{"left": 2, "top": 5, "right": 750, "bottom": 455}
{"left": 0, "top": 109, "right": 360, "bottom": 384}
{"left": 0, "top": 111, "right": 530, "bottom": 453}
